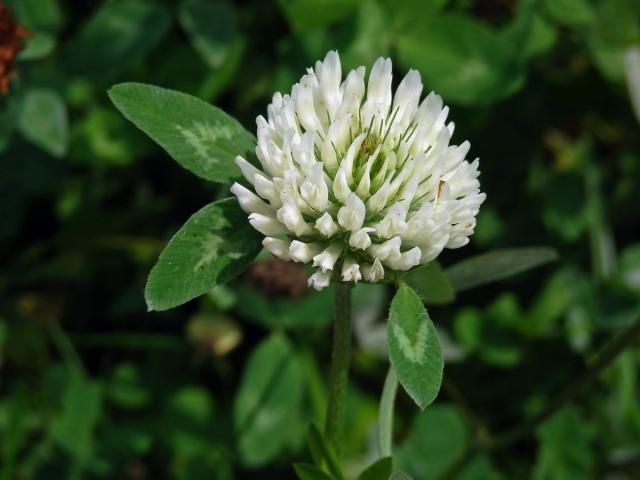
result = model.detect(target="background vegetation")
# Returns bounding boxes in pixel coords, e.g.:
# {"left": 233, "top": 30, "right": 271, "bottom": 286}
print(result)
{"left": 1, "top": 0, "right": 640, "bottom": 478}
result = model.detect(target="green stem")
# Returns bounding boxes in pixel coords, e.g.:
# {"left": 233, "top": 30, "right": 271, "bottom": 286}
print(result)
{"left": 378, "top": 365, "right": 399, "bottom": 457}
{"left": 325, "top": 282, "right": 353, "bottom": 452}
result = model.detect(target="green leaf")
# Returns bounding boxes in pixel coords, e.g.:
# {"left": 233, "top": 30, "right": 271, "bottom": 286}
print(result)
{"left": 145, "top": 198, "right": 262, "bottom": 311}
{"left": 179, "top": 0, "right": 237, "bottom": 69}
{"left": 395, "top": 404, "right": 467, "bottom": 478}
{"left": 533, "top": 407, "right": 595, "bottom": 480}
{"left": 63, "top": 0, "right": 171, "bottom": 77}
{"left": 396, "top": 14, "right": 525, "bottom": 106}
{"left": 389, "top": 473, "right": 412, "bottom": 480}
{"left": 404, "top": 262, "right": 455, "bottom": 305}
{"left": 446, "top": 247, "right": 559, "bottom": 292}
{"left": 9, "top": 0, "right": 64, "bottom": 33}
{"left": 234, "top": 284, "right": 334, "bottom": 329}
{"left": 543, "top": 0, "right": 595, "bottom": 27}
{"left": 277, "top": 0, "right": 360, "bottom": 32}
{"left": 234, "top": 334, "right": 305, "bottom": 467}
{"left": 382, "top": 0, "right": 449, "bottom": 29}
{"left": 341, "top": 0, "right": 390, "bottom": 71}
{"left": 457, "top": 455, "right": 504, "bottom": 480}
{"left": 501, "top": 0, "right": 556, "bottom": 60}
{"left": 109, "top": 83, "right": 255, "bottom": 183}
{"left": 17, "top": 89, "right": 68, "bottom": 157}
{"left": 51, "top": 373, "right": 103, "bottom": 465}
{"left": 19, "top": 32, "right": 56, "bottom": 61}
{"left": 585, "top": 0, "right": 640, "bottom": 83}
{"left": 307, "top": 424, "right": 345, "bottom": 480}
{"left": 387, "top": 285, "right": 443, "bottom": 410}
{"left": 294, "top": 463, "right": 337, "bottom": 480}
{"left": 358, "top": 457, "right": 392, "bottom": 480}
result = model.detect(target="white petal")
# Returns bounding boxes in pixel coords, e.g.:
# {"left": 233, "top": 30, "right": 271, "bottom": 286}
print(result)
{"left": 366, "top": 177, "right": 391, "bottom": 213}
{"left": 337, "top": 66, "right": 365, "bottom": 118}
{"left": 368, "top": 236, "right": 402, "bottom": 261}
{"left": 341, "top": 257, "right": 362, "bottom": 282}
{"left": 315, "top": 212, "right": 339, "bottom": 237}
{"left": 364, "top": 57, "right": 393, "bottom": 120}
{"left": 333, "top": 166, "right": 352, "bottom": 203}
{"left": 337, "top": 193, "right": 366, "bottom": 232}
{"left": 276, "top": 200, "right": 312, "bottom": 236}
{"left": 383, "top": 247, "right": 422, "bottom": 271}
{"left": 293, "top": 75, "right": 323, "bottom": 133}
{"left": 262, "top": 237, "right": 291, "bottom": 261}
{"left": 312, "top": 243, "right": 343, "bottom": 273}
{"left": 300, "top": 163, "right": 329, "bottom": 211}
{"left": 230, "top": 182, "right": 273, "bottom": 215}
{"left": 375, "top": 203, "right": 408, "bottom": 239}
{"left": 308, "top": 270, "right": 332, "bottom": 290}
{"left": 249, "top": 213, "right": 288, "bottom": 236}
{"left": 349, "top": 227, "right": 375, "bottom": 250}
{"left": 235, "top": 156, "right": 264, "bottom": 185}
{"left": 253, "top": 174, "right": 281, "bottom": 207}
{"left": 289, "top": 240, "right": 323, "bottom": 263}
{"left": 317, "top": 50, "right": 342, "bottom": 119}
{"left": 362, "top": 258, "right": 385, "bottom": 282}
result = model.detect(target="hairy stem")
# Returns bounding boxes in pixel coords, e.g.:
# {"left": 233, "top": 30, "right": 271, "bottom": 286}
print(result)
{"left": 379, "top": 365, "right": 399, "bottom": 457}
{"left": 325, "top": 282, "right": 353, "bottom": 452}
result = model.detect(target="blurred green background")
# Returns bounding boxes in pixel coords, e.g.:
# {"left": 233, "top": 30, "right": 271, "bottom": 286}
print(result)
{"left": 1, "top": 0, "right": 640, "bottom": 478}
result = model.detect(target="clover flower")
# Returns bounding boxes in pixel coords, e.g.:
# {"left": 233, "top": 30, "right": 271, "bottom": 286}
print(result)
{"left": 231, "top": 51, "right": 486, "bottom": 290}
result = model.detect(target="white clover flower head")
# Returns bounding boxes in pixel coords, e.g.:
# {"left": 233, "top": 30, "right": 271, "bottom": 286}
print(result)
{"left": 232, "top": 51, "right": 486, "bottom": 290}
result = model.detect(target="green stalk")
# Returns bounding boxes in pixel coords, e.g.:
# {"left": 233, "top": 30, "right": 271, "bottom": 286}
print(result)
{"left": 379, "top": 365, "right": 399, "bottom": 457}
{"left": 324, "top": 282, "right": 353, "bottom": 452}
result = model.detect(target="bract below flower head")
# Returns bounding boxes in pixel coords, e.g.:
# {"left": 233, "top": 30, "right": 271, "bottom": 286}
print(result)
{"left": 232, "top": 51, "right": 486, "bottom": 290}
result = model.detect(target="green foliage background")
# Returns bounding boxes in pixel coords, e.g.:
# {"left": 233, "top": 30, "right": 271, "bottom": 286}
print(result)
{"left": 1, "top": 0, "right": 640, "bottom": 478}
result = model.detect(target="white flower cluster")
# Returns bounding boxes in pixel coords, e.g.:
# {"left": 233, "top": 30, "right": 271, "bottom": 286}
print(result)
{"left": 231, "top": 51, "right": 486, "bottom": 290}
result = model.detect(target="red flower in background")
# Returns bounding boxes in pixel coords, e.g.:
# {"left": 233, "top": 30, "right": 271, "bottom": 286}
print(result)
{"left": 0, "top": 1, "right": 29, "bottom": 95}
